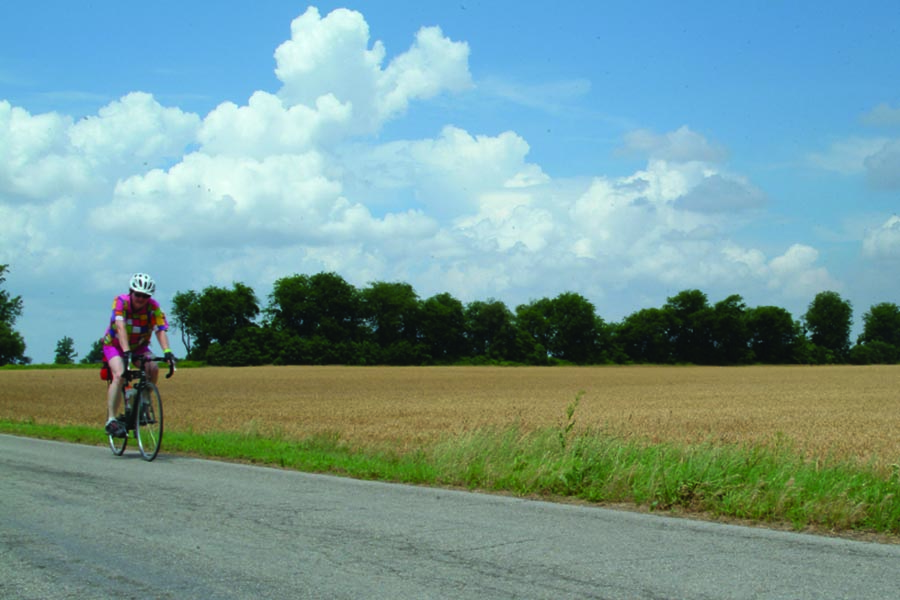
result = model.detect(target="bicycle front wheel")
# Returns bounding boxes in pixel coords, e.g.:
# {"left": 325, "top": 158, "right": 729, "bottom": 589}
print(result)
{"left": 108, "top": 426, "right": 127, "bottom": 455}
{"left": 135, "top": 383, "right": 163, "bottom": 461}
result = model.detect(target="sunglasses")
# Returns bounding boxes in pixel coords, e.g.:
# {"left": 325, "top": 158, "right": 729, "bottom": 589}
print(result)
{"left": 133, "top": 292, "right": 151, "bottom": 299}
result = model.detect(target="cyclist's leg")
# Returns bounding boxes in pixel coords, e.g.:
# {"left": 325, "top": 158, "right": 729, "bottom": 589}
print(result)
{"left": 103, "top": 347, "right": 127, "bottom": 422}
{"left": 135, "top": 346, "right": 159, "bottom": 384}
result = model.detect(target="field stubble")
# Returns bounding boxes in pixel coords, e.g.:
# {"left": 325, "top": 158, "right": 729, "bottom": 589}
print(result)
{"left": 2, "top": 365, "right": 898, "bottom": 471}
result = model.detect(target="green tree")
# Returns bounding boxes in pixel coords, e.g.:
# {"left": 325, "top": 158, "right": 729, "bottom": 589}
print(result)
{"left": 54, "top": 336, "right": 78, "bottom": 365}
{"left": 359, "top": 281, "right": 425, "bottom": 364}
{"left": 360, "top": 281, "right": 421, "bottom": 348}
{"left": 206, "top": 326, "right": 276, "bottom": 367}
{"left": 0, "top": 323, "right": 27, "bottom": 366}
{"left": 419, "top": 292, "right": 467, "bottom": 363}
{"left": 708, "top": 294, "right": 751, "bottom": 365}
{"left": 81, "top": 338, "right": 105, "bottom": 364}
{"left": 551, "top": 292, "right": 608, "bottom": 363}
{"left": 664, "top": 289, "right": 713, "bottom": 363}
{"left": 0, "top": 264, "right": 28, "bottom": 366}
{"left": 170, "top": 289, "right": 199, "bottom": 358}
{"left": 614, "top": 307, "right": 673, "bottom": 363}
{"left": 515, "top": 297, "right": 553, "bottom": 358}
{"left": 859, "top": 302, "right": 900, "bottom": 347}
{"left": 464, "top": 299, "right": 521, "bottom": 362}
{"left": 851, "top": 302, "right": 900, "bottom": 364}
{"left": 517, "top": 293, "right": 605, "bottom": 364}
{"left": 849, "top": 340, "right": 899, "bottom": 364}
{"left": 804, "top": 291, "right": 852, "bottom": 362}
{"left": 266, "top": 272, "right": 362, "bottom": 343}
{"left": 174, "top": 282, "right": 260, "bottom": 359}
{"left": 745, "top": 306, "right": 800, "bottom": 364}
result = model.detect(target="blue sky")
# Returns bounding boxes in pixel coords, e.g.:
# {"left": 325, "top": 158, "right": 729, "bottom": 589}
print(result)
{"left": 2, "top": 1, "right": 899, "bottom": 362}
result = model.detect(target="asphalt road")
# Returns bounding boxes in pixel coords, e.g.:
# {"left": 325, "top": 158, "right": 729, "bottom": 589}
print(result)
{"left": 2, "top": 434, "right": 898, "bottom": 599}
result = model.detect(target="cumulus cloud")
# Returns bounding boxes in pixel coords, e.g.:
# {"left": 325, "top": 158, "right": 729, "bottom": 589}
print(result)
{"left": 454, "top": 191, "right": 555, "bottom": 252}
{"left": 99, "top": 6, "right": 478, "bottom": 257}
{"left": 0, "top": 102, "right": 83, "bottom": 202}
{"left": 274, "top": 7, "right": 471, "bottom": 134}
{"left": 1, "top": 6, "right": 851, "bottom": 360}
{"left": 0, "top": 93, "right": 199, "bottom": 204}
{"left": 619, "top": 126, "right": 728, "bottom": 163}
{"left": 94, "top": 151, "right": 437, "bottom": 248}
{"left": 97, "top": 152, "right": 337, "bottom": 243}
{"left": 862, "top": 215, "right": 900, "bottom": 260}
{"left": 70, "top": 92, "right": 200, "bottom": 168}
{"left": 557, "top": 157, "right": 827, "bottom": 300}
{"left": 767, "top": 244, "right": 840, "bottom": 298}
{"left": 345, "top": 125, "right": 547, "bottom": 219}
{"left": 674, "top": 174, "right": 767, "bottom": 213}
{"left": 199, "top": 91, "right": 351, "bottom": 157}
{"left": 72, "top": 7, "right": 474, "bottom": 272}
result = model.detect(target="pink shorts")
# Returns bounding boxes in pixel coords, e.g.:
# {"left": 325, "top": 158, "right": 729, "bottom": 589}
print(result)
{"left": 102, "top": 344, "right": 151, "bottom": 365}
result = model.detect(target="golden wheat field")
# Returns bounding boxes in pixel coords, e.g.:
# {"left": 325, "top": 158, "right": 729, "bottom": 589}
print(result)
{"left": 2, "top": 365, "right": 898, "bottom": 468}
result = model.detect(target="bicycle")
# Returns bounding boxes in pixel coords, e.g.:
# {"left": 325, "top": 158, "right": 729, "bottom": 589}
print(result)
{"left": 105, "top": 355, "right": 175, "bottom": 461}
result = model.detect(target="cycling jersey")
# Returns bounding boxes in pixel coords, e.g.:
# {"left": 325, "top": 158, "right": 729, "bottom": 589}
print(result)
{"left": 102, "top": 293, "right": 169, "bottom": 351}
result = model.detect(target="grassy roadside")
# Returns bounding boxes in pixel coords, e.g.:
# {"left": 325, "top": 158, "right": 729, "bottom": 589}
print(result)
{"left": 4, "top": 402, "right": 899, "bottom": 540}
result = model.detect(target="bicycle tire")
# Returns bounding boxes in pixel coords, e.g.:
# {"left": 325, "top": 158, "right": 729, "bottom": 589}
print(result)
{"left": 135, "top": 382, "right": 163, "bottom": 461}
{"left": 108, "top": 425, "right": 127, "bottom": 455}
{"left": 108, "top": 387, "right": 131, "bottom": 456}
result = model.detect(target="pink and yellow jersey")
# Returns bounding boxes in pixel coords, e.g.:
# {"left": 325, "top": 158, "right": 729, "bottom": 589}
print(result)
{"left": 103, "top": 294, "right": 169, "bottom": 351}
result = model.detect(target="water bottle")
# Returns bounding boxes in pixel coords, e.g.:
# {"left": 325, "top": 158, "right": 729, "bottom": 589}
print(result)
{"left": 124, "top": 387, "right": 136, "bottom": 413}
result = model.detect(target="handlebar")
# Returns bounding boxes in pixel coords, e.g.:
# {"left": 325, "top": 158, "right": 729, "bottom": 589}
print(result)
{"left": 129, "top": 355, "right": 176, "bottom": 380}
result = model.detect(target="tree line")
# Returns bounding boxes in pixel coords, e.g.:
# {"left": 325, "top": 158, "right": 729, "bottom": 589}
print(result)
{"left": 1, "top": 265, "right": 898, "bottom": 367}
{"left": 0, "top": 265, "right": 26, "bottom": 365}
{"left": 165, "top": 272, "right": 899, "bottom": 367}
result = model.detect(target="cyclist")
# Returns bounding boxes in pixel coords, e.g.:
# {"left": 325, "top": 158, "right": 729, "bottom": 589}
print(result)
{"left": 102, "top": 273, "right": 176, "bottom": 438}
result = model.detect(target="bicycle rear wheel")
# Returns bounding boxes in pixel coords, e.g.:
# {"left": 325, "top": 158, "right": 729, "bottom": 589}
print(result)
{"left": 135, "top": 383, "right": 163, "bottom": 461}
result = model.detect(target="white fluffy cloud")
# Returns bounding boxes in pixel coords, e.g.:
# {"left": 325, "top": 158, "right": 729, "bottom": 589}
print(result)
{"left": 352, "top": 126, "right": 547, "bottom": 219}
{"left": 70, "top": 92, "right": 200, "bottom": 168}
{"left": 675, "top": 174, "right": 767, "bottom": 213}
{"left": 274, "top": 7, "right": 471, "bottom": 135}
{"left": 862, "top": 215, "right": 900, "bottom": 260}
{"left": 199, "top": 91, "right": 351, "bottom": 158}
{"left": 0, "top": 102, "right": 84, "bottom": 202}
{"left": 767, "top": 244, "right": 840, "bottom": 298}
{"left": 95, "top": 151, "right": 439, "bottom": 248}
{"left": 559, "top": 160, "right": 826, "bottom": 299}
{"left": 619, "top": 126, "right": 728, "bottom": 163}
{"left": 2, "top": 6, "right": 871, "bottom": 361}
{"left": 0, "top": 93, "right": 198, "bottom": 205}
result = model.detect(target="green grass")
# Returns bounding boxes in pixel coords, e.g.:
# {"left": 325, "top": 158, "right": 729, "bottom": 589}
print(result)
{"left": 426, "top": 425, "right": 900, "bottom": 534}
{"left": 3, "top": 408, "right": 899, "bottom": 537}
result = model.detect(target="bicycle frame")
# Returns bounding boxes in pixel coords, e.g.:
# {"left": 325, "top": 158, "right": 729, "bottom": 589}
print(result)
{"left": 126, "top": 354, "right": 176, "bottom": 389}
{"left": 107, "top": 355, "right": 174, "bottom": 460}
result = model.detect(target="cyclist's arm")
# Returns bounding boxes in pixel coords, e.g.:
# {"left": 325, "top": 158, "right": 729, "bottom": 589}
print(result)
{"left": 115, "top": 317, "right": 131, "bottom": 352}
{"left": 155, "top": 328, "right": 173, "bottom": 355}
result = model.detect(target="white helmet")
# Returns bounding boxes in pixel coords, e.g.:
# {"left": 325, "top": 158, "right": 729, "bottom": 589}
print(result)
{"left": 129, "top": 272, "right": 156, "bottom": 295}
